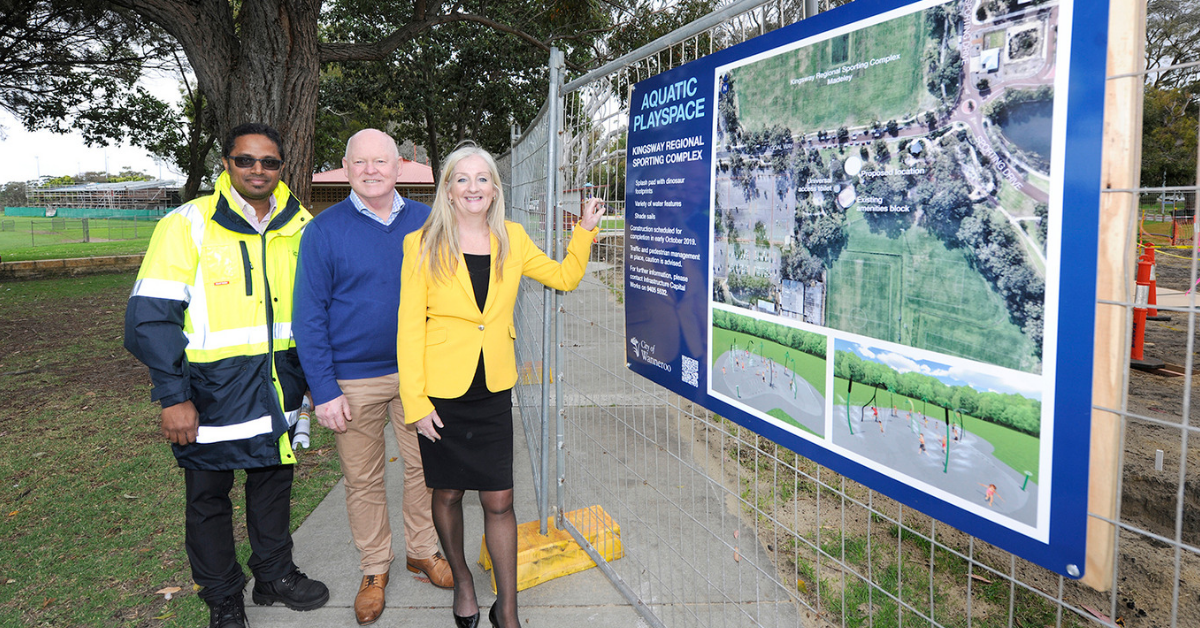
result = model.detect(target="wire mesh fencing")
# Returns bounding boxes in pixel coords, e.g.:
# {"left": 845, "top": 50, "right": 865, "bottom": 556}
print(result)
{"left": 506, "top": 1, "right": 1199, "bottom": 627}
{"left": 0, "top": 216, "right": 158, "bottom": 248}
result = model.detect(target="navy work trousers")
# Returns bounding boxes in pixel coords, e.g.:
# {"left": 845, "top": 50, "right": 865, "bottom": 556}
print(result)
{"left": 184, "top": 465, "right": 296, "bottom": 601}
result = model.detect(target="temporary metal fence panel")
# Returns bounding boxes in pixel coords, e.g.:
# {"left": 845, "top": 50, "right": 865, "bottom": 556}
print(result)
{"left": 509, "top": 96, "right": 557, "bottom": 527}
{"left": 508, "top": 1, "right": 1198, "bottom": 627}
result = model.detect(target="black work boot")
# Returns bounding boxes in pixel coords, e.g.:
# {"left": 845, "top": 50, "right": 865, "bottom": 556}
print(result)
{"left": 207, "top": 594, "right": 247, "bottom": 628}
{"left": 251, "top": 568, "right": 329, "bottom": 611}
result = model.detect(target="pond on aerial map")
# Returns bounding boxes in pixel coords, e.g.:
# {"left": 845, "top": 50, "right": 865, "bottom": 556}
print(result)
{"left": 997, "top": 99, "right": 1053, "bottom": 162}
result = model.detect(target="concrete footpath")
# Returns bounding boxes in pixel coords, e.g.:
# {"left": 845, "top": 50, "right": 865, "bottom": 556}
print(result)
{"left": 243, "top": 420, "right": 647, "bottom": 628}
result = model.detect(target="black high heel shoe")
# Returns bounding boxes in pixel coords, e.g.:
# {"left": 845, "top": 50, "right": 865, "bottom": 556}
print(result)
{"left": 488, "top": 604, "right": 499, "bottom": 628}
{"left": 454, "top": 610, "right": 479, "bottom": 628}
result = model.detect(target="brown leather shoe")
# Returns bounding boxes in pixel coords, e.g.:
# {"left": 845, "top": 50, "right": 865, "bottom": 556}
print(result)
{"left": 354, "top": 572, "right": 388, "bottom": 625}
{"left": 406, "top": 552, "right": 454, "bottom": 589}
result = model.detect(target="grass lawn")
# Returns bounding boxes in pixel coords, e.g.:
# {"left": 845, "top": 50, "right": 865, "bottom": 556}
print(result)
{"left": 996, "top": 179, "right": 1038, "bottom": 218}
{"left": 0, "top": 216, "right": 154, "bottom": 262}
{"left": 983, "top": 29, "right": 1006, "bottom": 50}
{"left": 1026, "top": 169, "right": 1050, "bottom": 193}
{"left": 711, "top": 326, "right": 826, "bottom": 393}
{"left": 1, "top": 240, "right": 152, "bottom": 263}
{"left": 0, "top": 216, "right": 157, "bottom": 250}
{"left": 730, "top": 9, "right": 934, "bottom": 134}
{"left": 713, "top": 325, "right": 826, "bottom": 435}
{"left": 831, "top": 377, "right": 1039, "bottom": 482}
{"left": 600, "top": 217, "right": 625, "bottom": 231}
{"left": 767, "top": 408, "right": 820, "bottom": 437}
{"left": 826, "top": 209, "right": 1038, "bottom": 373}
{"left": 0, "top": 273, "right": 343, "bottom": 627}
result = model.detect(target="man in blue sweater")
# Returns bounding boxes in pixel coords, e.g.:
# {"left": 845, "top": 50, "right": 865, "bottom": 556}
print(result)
{"left": 293, "top": 129, "right": 449, "bottom": 625}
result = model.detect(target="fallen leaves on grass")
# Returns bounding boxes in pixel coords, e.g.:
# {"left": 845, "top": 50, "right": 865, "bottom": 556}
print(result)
{"left": 156, "top": 586, "right": 181, "bottom": 600}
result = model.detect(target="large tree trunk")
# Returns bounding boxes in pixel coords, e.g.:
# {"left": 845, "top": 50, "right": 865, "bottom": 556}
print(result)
{"left": 112, "top": 0, "right": 538, "bottom": 206}
{"left": 118, "top": 0, "right": 322, "bottom": 205}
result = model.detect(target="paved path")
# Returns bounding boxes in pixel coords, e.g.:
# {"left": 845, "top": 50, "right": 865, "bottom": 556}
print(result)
{"left": 243, "top": 423, "right": 645, "bottom": 628}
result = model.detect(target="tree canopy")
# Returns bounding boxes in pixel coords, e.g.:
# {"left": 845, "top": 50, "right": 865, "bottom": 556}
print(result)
{"left": 1141, "top": 0, "right": 1199, "bottom": 189}
{"left": 834, "top": 349, "right": 1041, "bottom": 437}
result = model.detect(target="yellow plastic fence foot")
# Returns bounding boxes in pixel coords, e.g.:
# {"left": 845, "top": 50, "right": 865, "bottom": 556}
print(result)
{"left": 478, "top": 505, "right": 623, "bottom": 593}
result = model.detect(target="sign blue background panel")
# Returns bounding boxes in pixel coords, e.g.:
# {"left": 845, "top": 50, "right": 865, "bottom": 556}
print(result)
{"left": 623, "top": 0, "right": 1107, "bottom": 578}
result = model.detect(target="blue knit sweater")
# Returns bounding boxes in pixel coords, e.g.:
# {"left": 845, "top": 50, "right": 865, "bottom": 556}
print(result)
{"left": 293, "top": 195, "right": 431, "bottom": 405}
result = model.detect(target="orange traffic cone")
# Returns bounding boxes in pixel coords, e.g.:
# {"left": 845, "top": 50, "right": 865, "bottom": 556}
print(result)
{"left": 1143, "top": 243, "right": 1170, "bottom": 321}
{"left": 1132, "top": 255, "right": 1165, "bottom": 370}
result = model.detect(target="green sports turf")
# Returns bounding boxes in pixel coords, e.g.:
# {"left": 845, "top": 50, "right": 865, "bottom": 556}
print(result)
{"left": 825, "top": 208, "right": 1040, "bottom": 373}
{"left": 0, "top": 216, "right": 155, "bottom": 250}
{"left": 831, "top": 377, "right": 1040, "bottom": 482}
{"left": 729, "top": 9, "right": 937, "bottom": 134}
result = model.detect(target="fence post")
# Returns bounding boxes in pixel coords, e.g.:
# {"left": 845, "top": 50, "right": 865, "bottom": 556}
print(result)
{"left": 1085, "top": 0, "right": 1147, "bottom": 592}
{"left": 539, "top": 46, "right": 564, "bottom": 536}
{"left": 82, "top": 218, "right": 90, "bottom": 243}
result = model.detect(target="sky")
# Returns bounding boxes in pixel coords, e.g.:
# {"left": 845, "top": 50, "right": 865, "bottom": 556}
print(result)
{"left": 0, "top": 72, "right": 186, "bottom": 185}
{"left": 842, "top": 339, "right": 1043, "bottom": 401}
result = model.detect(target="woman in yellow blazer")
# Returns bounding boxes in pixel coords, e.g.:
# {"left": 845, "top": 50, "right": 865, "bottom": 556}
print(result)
{"left": 398, "top": 145, "right": 604, "bottom": 628}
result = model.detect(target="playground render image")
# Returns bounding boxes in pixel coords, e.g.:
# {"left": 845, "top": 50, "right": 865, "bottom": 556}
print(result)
{"left": 709, "top": 308, "right": 827, "bottom": 437}
{"left": 712, "top": 0, "right": 1058, "bottom": 375}
{"left": 831, "top": 338, "right": 1043, "bottom": 530}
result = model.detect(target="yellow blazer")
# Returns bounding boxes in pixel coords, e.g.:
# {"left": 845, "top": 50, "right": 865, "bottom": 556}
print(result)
{"left": 399, "top": 221, "right": 598, "bottom": 422}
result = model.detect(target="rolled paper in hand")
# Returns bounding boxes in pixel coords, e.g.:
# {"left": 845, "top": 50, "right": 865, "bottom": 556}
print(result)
{"left": 295, "top": 416, "right": 311, "bottom": 449}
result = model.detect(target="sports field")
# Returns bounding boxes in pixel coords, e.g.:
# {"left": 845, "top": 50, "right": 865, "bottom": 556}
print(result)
{"left": 825, "top": 208, "right": 1039, "bottom": 372}
{"left": 0, "top": 216, "right": 155, "bottom": 250}
{"left": 729, "top": 9, "right": 936, "bottom": 133}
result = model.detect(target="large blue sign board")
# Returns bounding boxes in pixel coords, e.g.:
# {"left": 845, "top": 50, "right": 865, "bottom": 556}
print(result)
{"left": 624, "top": 0, "right": 1107, "bottom": 578}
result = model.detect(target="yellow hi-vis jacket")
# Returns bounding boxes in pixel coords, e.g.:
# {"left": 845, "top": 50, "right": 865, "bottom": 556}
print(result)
{"left": 124, "top": 171, "right": 312, "bottom": 470}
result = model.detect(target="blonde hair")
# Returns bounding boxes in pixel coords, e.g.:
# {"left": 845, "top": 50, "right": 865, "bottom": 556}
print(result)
{"left": 418, "top": 145, "right": 510, "bottom": 285}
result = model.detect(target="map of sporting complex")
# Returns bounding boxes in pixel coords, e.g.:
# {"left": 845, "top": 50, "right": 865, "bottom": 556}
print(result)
{"left": 712, "top": 0, "right": 1057, "bottom": 375}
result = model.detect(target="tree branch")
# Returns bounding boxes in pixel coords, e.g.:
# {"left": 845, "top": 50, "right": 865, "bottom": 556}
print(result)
{"left": 320, "top": 10, "right": 587, "bottom": 72}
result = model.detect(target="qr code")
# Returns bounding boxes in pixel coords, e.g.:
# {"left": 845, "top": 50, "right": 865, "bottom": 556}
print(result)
{"left": 681, "top": 355, "right": 699, "bottom": 387}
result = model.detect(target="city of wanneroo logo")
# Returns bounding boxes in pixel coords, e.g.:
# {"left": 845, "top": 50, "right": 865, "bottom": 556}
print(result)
{"left": 630, "top": 336, "right": 671, "bottom": 372}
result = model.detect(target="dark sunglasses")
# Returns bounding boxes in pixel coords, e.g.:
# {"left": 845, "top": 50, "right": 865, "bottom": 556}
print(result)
{"left": 231, "top": 156, "right": 284, "bottom": 170}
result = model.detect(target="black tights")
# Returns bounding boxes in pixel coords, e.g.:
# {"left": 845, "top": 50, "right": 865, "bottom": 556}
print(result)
{"left": 431, "top": 487, "right": 519, "bottom": 628}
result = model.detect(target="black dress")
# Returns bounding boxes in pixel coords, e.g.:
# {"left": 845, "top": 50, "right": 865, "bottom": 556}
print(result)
{"left": 419, "top": 253, "right": 514, "bottom": 491}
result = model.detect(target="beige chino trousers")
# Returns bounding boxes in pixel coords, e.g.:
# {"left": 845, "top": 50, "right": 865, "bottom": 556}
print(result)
{"left": 335, "top": 372, "right": 437, "bottom": 575}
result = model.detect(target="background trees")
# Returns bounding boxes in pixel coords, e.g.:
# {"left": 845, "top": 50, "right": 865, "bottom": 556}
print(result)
{"left": 1141, "top": 0, "right": 1199, "bottom": 190}
{"left": 834, "top": 350, "right": 1042, "bottom": 436}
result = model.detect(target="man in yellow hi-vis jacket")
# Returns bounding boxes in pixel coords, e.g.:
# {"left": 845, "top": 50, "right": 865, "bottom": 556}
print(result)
{"left": 125, "top": 123, "right": 327, "bottom": 628}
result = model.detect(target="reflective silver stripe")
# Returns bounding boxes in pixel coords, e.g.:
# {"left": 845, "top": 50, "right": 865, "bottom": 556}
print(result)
{"left": 185, "top": 322, "right": 293, "bottom": 352}
{"left": 285, "top": 408, "right": 299, "bottom": 427}
{"left": 187, "top": 325, "right": 268, "bottom": 351}
{"left": 131, "top": 278, "right": 192, "bottom": 303}
{"left": 195, "top": 415, "right": 273, "bottom": 444}
{"left": 171, "top": 202, "right": 208, "bottom": 250}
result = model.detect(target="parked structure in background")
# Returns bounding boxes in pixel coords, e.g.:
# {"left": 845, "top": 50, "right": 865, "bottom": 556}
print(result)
{"left": 22, "top": 180, "right": 180, "bottom": 216}
{"left": 309, "top": 157, "right": 435, "bottom": 212}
